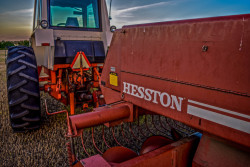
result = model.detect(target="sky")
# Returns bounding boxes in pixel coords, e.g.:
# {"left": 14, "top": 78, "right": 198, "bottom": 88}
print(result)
{"left": 0, "top": 0, "right": 250, "bottom": 41}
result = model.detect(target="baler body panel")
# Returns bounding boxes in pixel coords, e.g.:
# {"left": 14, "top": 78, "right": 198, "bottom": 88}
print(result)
{"left": 101, "top": 14, "right": 250, "bottom": 147}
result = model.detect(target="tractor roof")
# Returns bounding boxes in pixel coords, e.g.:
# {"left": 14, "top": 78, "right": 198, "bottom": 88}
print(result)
{"left": 50, "top": 0, "right": 96, "bottom": 8}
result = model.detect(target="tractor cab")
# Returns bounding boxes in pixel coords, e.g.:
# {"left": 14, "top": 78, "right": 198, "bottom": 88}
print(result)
{"left": 31, "top": 0, "right": 112, "bottom": 70}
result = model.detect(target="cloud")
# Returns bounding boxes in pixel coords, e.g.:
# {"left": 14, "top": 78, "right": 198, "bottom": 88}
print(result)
{"left": 111, "top": 1, "right": 178, "bottom": 28}
{"left": 0, "top": 8, "right": 33, "bottom": 16}
{"left": 113, "top": 2, "right": 172, "bottom": 18}
{"left": 0, "top": 8, "right": 33, "bottom": 41}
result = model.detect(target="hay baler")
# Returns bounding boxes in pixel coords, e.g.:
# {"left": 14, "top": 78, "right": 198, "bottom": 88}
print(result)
{"left": 65, "top": 14, "right": 250, "bottom": 167}
{"left": 6, "top": 0, "right": 113, "bottom": 131}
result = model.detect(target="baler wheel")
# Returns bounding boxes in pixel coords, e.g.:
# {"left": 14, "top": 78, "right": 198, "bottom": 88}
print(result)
{"left": 6, "top": 46, "right": 41, "bottom": 132}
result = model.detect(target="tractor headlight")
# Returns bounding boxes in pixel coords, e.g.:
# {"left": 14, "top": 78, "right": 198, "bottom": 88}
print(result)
{"left": 40, "top": 20, "right": 48, "bottom": 29}
{"left": 110, "top": 25, "right": 117, "bottom": 32}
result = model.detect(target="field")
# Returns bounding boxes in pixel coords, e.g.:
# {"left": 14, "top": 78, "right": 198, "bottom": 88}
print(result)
{"left": 0, "top": 50, "right": 194, "bottom": 166}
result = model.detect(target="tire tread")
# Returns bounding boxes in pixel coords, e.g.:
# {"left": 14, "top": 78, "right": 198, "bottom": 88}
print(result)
{"left": 6, "top": 46, "right": 41, "bottom": 132}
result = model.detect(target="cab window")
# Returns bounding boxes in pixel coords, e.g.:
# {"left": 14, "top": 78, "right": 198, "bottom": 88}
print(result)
{"left": 50, "top": 0, "right": 100, "bottom": 29}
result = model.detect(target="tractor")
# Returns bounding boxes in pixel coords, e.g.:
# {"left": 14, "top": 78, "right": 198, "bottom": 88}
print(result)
{"left": 6, "top": 0, "right": 113, "bottom": 132}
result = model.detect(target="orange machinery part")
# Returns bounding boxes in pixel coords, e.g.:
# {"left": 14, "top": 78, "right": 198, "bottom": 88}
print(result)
{"left": 40, "top": 60, "right": 103, "bottom": 113}
{"left": 69, "top": 103, "right": 132, "bottom": 136}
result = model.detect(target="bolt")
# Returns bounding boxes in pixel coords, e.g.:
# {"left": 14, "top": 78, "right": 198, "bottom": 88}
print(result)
{"left": 202, "top": 45, "right": 208, "bottom": 52}
{"left": 121, "top": 93, "right": 125, "bottom": 99}
{"left": 47, "top": 87, "right": 52, "bottom": 92}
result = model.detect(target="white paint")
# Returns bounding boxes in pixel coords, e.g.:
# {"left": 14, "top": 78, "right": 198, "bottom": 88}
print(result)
{"left": 131, "top": 84, "right": 139, "bottom": 97}
{"left": 160, "top": 92, "right": 171, "bottom": 107}
{"left": 72, "top": 54, "right": 90, "bottom": 69}
{"left": 39, "top": 66, "right": 49, "bottom": 78}
{"left": 188, "top": 100, "right": 250, "bottom": 119}
{"left": 152, "top": 91, "right": 161, "bottom": 104}
{"left": 144, "top": 88, "right": 154, "bottom": 101}
{"left": 35, "top": 29, "right": 54, "bottom": 46}
{"left": 123, "top": 82, "right": 131, "bottom": 95}
{"left": 170, "top": 95, "right": 183, "bottom": 112}
{"left": 110, "top": 67, "right": 116, "bottom": 72}
{"left": 123, "top": 82, "right": 183, "bottom": 111}
{"left": 137, "top": 87, "right": 145, "bottom": 99}
{"left": 187, "top": 105, "right": 250, "bottom": 134}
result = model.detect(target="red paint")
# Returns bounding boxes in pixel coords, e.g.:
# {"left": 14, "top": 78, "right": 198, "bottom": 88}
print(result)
{"left": 101, "top": 14, "right": 250, "bottom": 147}
{"left": 193, "top": 134, "right": 250, "bottom": 167}
{"left": 41, "top": 43, "right": 50, "bottom": 46}
{"left": 80, "top": 155, "right": 111, "bottom": 167}
{"left": 69, "top": 103, "right": 132, "bottom": 136}
{"left": 102, "top": 146, "right": 138, "bottom": 163}
{"left": 140, "top": 136, "right": 173, "bottom": 155}
{"left": 69, "top": 14, "right": 250, "bottom": 167}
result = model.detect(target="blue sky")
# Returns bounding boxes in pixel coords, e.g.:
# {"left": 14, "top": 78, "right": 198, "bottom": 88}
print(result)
{"left": 0, "top": 0, "right": 250, "bottom": 41}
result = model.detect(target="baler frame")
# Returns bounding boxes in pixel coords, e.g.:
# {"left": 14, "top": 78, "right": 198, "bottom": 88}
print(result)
{"left": 62, "top": 14, "right": 250, "bottom": 167}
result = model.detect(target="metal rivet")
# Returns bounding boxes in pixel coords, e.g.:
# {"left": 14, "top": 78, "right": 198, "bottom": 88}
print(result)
{"left": 202, "top": 45, "right": 208, "bottom": 52}
{"left": 121, "top": 93, "right": 125, "bottom": 99}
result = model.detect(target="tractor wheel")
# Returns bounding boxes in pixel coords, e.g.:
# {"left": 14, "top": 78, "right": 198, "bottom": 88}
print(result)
{"left": 6, "top": 46, "right": 41, "bottom": 132}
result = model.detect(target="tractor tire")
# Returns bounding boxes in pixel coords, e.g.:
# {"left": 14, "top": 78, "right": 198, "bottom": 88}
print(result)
{"left": 6, "top": 46, "right": 41, "bottom": 132}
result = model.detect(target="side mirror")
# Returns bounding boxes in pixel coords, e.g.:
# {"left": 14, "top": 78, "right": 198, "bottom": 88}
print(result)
{"left": 110, "top": 25, "right": 117, "bottom": 32}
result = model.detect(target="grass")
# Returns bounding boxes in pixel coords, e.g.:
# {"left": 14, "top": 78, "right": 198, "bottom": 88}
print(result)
{"left": 0, "top": 57, "right": 5, "bottom": 63}
{"left": 0, "top": 50, "right": 6, "bottom": 72}
{"left": 0, "top": 50, "right": 6, "bottom": 60}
